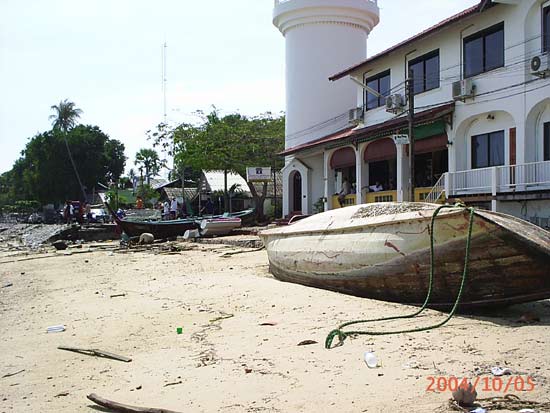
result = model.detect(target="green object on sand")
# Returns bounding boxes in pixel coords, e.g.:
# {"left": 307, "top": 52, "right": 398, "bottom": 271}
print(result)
{"left": 176, "top": 327, "right": 183, "bottom": 334}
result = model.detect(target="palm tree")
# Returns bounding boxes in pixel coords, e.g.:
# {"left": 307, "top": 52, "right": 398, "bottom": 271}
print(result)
{"left": 49, "top": 99, "right": 86, "bottom": 200}
{"left": 49, "top": 99, "right": 83, "bottom": 132}
{"left": 134, "top": 148, "right": 162, "bottom": 185}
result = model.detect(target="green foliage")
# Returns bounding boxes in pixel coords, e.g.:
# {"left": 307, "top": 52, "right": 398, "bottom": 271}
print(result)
{"left": 134, "top": 148, "right": 163, "bottom": 185}
{"left": 136, "top": 184, "right": 158, "bottom": 207}
{"left": 49, "top": 99, "right": 83, "bottom": 132}
{"left": 4, "top": 125, "right": 126, "bottom": 204}
{"left": 149, "top": 109, "right": 285, "bottom": 220}
{"left": 313, "top": 198, "right": 325, "bottom": 214}
{"left": 0, "top": 200, "right": 41, "bottom": 214}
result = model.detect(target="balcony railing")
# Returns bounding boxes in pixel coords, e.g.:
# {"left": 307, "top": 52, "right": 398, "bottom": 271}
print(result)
{"left": 425, "top": 175, "right": 446, "bottom": 204}
{"left": 332, "top": 194, "right": 356, "bottom": 208}
{"left": 365, "top": 190, "right": 396, "bottom": 203}
{"left": 446, "top": 160, "right": 550, "bottom": 197}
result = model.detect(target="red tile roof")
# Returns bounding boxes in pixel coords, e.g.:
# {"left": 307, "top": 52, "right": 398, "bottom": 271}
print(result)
{"left": 280, "top": 102, "right": 455, "bottom": 156}
{"left": 329, "top": 0, "right": 494, "bottom": 81}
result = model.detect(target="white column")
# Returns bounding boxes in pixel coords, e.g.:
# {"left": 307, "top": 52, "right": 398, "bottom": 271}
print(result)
{"left": 515, "top": 115, "right": 526, "bottom": 165}
{"left": 282, "top": 157, "right": 291, "bottom": 217}
{"left": 323, "top": 151, "right": 335, "bottom": 211}
{"left": 491, "top": 166, "right": 498, "bottom": 212}
{"left": 301, "top": 168, "right": 310, "bottom": 215}
{"left": 397, "top": 144, "right": 410, "bottom": 202}
{"left": 355, "top": 145, "right": 363, "bottom": 205}
{"left": 444, "top": 172, "right": 451, "bottom": 199}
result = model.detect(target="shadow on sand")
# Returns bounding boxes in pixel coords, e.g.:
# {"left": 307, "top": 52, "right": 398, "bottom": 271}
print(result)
{"left": 458, "top": 299, "right": 550, "bottom": 327}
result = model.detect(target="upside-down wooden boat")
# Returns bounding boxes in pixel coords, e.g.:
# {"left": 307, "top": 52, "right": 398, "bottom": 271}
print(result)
{"left": 259, "top": 203, "right": 550, "bottom": 309}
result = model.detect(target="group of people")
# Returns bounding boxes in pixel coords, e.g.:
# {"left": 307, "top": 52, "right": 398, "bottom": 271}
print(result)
{"left": 336, "top": 177, "right": 396, "bottom": 207}
{"left": 159, "top": 197, "right": 186, "bottom": 220}
{"left": 158, "top": 197, "right": 215, "bottom": 219}
{"left": 63, "top": 200, "right": 87, "bottom": 224}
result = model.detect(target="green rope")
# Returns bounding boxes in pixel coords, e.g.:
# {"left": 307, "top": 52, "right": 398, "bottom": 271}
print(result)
{"left": 325, "top": 204, "right": 476, "bottom": 349}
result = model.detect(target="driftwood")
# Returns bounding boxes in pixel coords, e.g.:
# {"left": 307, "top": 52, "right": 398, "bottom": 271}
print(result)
{"left": 220, "top": 246, "right": 265, "bottom": 257}
{"left": 58, "top": 346, "right": 132, "bottom": 362}
{"left": 2, "top": 369, "right": 25, "bottom": 378}
{"left": 87, "top": 393, "right": 184, "bottom": 413}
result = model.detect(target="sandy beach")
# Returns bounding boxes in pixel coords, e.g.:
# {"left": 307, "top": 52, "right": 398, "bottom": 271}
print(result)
{"left": 1, "top": 238, "right": 549, "bottom": 412}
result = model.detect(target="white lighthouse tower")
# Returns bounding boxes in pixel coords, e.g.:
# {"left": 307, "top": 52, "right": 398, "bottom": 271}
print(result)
{"left": 273, "top": 0, "right": 380, "bottom": 149}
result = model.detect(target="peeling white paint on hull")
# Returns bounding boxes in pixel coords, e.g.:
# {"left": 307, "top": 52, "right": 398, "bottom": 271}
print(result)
{"left": 260, "top": 203, "right": 550, "bottom": 308}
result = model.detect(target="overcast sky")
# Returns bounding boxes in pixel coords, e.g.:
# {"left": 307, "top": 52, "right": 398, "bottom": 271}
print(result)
{"left": 0, "top": 0, "right": 479, "bottom": 174}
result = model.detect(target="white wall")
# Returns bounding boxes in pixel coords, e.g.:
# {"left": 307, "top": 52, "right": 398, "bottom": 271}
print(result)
{"left": 273, "top": 0, "right": 379, "bottom": 149}
{"left": 498, "top": 200, "right": 550, "bottom": 221}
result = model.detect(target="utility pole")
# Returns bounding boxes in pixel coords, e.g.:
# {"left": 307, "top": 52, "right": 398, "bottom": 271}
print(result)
{"left": 407, "top": 68, "right": 415, "bottom": 202}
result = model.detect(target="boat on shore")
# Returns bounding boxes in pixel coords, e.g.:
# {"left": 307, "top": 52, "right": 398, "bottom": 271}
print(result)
{"left": 198, "top": 217, "right": 242, "bottom": 237}
{"left": 259, "top": 203, "right": 550, "bottom": 309}
{"left": 106, "top": 204, "right": 253, "bottom": 239}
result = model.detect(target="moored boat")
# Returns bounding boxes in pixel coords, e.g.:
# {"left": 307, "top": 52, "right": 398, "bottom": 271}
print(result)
{"left": 259, "top": 202, "right": 550, "bottom": 309}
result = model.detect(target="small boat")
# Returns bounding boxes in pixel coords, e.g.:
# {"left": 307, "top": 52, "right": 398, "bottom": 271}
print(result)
{"left": 227, "top": 208, "right": 255, "bottom": 227}
{"left": 105, "top": 204, "right": 197, "bottom": 239}
{"left": 198, "top": 217, "right": 242, "bottom": 237}
{"left": 114, "top": 216, "right": 198, "bottom": 239}
{"left": 106, "top": 204, "right": 253, "bottom": 239}
{"left": 259, "top": 202, "right": 550, "bottom": 309}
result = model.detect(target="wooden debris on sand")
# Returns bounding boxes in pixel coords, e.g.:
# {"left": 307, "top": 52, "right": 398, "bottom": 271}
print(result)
{"left": 87, "top": 393, "right": 184, "bottom": 413}
{"left": 58, "top": 346, "right": 132, "bottom": 362}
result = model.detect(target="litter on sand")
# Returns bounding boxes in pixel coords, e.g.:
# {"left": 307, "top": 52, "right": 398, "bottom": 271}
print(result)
{"left": 46, "top": 325, "right": 66, "bottom": 333}
{"left": 491, "top": 366, "right": 513, "bottom": 376}
{"left": 364, "top": 352, "right": 378, "bottom": 368}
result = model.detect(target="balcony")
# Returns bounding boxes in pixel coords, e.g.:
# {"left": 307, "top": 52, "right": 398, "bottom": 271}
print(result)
{"left": 365, "top": 190, "right": 397, "bottom": 203}
{"left": 447, "top": 160, "right": 550, "bottom": 197}
{"left": 332, "top": 194, "right": 356, "bottom": 209}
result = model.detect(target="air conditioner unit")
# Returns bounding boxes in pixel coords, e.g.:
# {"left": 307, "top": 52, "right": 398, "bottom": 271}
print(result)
{"left": 385, "top": 94, "right": 404, "bottom": 113}
{"left": 452, "top": 79, "right": 475, "bottom": 101}
{"left": 348, "top": 107, "right": 364, "bottom": 124}
{"left": 530, "top": 53, "right": 550, "bottom": 77}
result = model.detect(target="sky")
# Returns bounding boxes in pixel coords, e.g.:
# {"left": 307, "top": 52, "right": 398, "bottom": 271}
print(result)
{"left": 0, "top": 0, "right": 479, "bottom": 175}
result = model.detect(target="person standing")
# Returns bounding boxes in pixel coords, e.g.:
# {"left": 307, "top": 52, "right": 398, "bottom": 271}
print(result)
{"left": 64, "top": 201, "right": 74, "bottom": 224}
{"left": 205, "top": 197, "right": 214, "bottom": 215}
{"left": 170, "top": 197, "right": 178, "bottom": 220}
{"left": 337, "top": 177, "right": 351, "bottom": 207}
{"left": 163, "top": 200, "right": 170, "bottom": 220}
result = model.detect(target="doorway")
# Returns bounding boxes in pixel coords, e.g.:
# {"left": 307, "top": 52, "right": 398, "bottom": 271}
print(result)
{"left": 292, "top": 171, "right": 302, "bottom": 213}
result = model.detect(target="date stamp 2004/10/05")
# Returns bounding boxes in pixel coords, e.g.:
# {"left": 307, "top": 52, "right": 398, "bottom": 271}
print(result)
{"left": 426, "top": 376, "right": 536, "bottom": 393}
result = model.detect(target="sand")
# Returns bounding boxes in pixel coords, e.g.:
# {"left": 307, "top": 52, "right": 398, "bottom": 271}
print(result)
{"left": 0, "top": 241, "right": 549, "bottom": 412}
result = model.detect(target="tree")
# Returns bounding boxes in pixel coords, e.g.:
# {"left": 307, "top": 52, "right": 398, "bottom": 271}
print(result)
{"left": 4, "top": 126, "right": 126, "bottom": 204}
{"left": 49, "top": 99, "right": 83, "bottom": 132}
{"left": 134, "top": 148, "right": 162, "bottom": 185}
{"left": 152, "top": 109, "right": 285, "bottom": 221}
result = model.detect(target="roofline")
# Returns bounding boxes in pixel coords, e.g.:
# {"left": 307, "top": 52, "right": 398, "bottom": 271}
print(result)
{"left": 280, "top": 102, "right": 455, "bottom": 156}
{"left": 329, "top": 0, "right": 494, "bottom": 81}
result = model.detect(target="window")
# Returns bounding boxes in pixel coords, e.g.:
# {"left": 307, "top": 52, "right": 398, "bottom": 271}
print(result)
{"left": 464, "top": 23, "right": 504, "bottom": 78}
{"left": 544, "top": 122, "right": 550, "bottom": 161}
{"left": 472, "top": 131, "right": 505, "bottom": 169}
{"left": 365, "top": 70, "right": 390, "bottom": 110}
{"left": 544, "top": 6, "right": 550, "bottom": 52}
{"left": 409, "top": 50, "right": 440, "bottom": 94}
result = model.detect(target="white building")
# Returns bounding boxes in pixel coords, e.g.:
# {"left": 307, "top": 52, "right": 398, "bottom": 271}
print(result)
{"left": 274, "top": 0, "right": 550, "bottom": 227}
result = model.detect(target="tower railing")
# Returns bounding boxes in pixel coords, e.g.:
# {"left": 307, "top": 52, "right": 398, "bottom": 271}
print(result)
{"left": 275, "top": 0, "right": 377, "bottom": 5}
